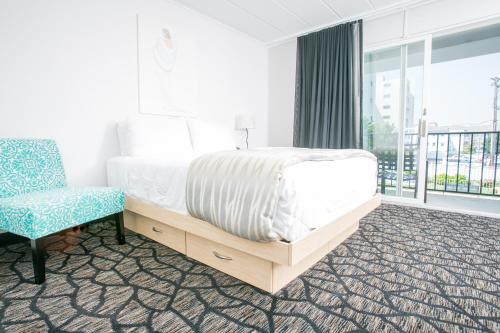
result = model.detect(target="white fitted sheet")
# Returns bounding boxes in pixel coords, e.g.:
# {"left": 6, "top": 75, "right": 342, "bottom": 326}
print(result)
{"left": 107, "top": 155, "right": 194, "bottom": 214}
{"left": 107, "top": 155, "right": 377, "bottom": 241}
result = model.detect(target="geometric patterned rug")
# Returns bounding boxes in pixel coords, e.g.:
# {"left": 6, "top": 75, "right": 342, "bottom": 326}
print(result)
{"left": 0, "top": 204, "right": 499, "bottom": 332}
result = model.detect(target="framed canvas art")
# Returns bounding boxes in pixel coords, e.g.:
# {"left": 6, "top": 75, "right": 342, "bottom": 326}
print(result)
{"left": 137, "top": 14, "right": 198, "bottom": 116}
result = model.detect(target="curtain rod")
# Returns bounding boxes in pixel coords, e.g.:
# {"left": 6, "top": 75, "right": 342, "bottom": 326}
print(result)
{"left": 298, "top": 19, "right": 362, "bottom": 39}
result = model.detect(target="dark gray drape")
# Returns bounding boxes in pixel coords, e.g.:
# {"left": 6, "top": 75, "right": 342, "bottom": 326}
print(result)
{"left": 293, "top": 20, "right": 363, "bottom": 149}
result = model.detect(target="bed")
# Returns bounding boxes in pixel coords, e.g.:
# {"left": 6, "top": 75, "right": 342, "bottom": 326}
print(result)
{"left": 108, "top": 117, "right": 380, "bottom": 293}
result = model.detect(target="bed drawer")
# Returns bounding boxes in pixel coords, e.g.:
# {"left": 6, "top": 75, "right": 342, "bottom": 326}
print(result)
{"left": 135, "top": 215, "right": 186, "bottom": 254}
{"left": 186, "top": 233, "right": 273, "bottom": 292}
{"left": 123, "top": 210, "right": 138, "bottom": 232}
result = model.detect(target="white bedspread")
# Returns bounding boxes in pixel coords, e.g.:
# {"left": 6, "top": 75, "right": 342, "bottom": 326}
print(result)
{"left": 107, "top": 153, "right": 377, "bottom": 241}
{"left": 275, "top": 158, "right": 376, "bottom": 241}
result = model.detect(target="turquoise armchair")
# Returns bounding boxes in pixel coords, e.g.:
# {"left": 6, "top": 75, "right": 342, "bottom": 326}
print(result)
{"left": 0, "top": 139, "right": 125, "bottom": 284}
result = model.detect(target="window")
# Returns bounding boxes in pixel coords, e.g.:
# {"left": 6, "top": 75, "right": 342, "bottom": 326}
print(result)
{"left": 430, "top": 23, "right": 500, "bottom": 133}
{"left": 362, "top": 41, "right": 424, "bottom": 198}
{"left": 362, "top": 22, "right": 500, "bottom": 199}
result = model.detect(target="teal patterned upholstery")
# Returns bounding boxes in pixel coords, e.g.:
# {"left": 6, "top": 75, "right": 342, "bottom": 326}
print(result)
{"left": 0, "top": 187, "right": 124, "bottom": 239}
{"left": 0, "top": 139, "right": 66, "bottom": 198}
{"left": 0, "top": 139, "right": 124, "bottom": 239}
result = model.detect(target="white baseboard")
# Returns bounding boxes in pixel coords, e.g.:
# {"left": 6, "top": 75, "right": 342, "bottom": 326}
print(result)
{"left": 382, "top": 197, "right": 500, "bottom": 219}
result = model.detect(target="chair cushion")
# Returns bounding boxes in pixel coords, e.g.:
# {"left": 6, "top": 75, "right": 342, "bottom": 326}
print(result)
{"left": 0, "top": 139, "right": 66, "bottom": 198}
{"left": 0, "top": 187, "right": 124, "bottom": 239}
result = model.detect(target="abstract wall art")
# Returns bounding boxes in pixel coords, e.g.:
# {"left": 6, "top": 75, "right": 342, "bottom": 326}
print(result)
{"left": 137, "top": 14, "right": 199, "bottom": 116}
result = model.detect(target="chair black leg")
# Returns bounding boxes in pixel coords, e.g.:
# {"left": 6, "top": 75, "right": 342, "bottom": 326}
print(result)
{"left": 115, "top": 212, "right": 125, "bottom": 245}
{"left": 31, "top": 238, "right": 46, "bottom": 284}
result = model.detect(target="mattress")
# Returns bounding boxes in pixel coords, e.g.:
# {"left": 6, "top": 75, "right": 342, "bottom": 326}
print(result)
{"left": 107, "top": 154, "right": 377, "bottom": 241}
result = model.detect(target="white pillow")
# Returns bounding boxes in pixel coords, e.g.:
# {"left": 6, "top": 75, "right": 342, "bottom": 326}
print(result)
{"left": 119, "top": 117, "right": 193, "bottom": 157}
{"left": 188, "top": 119, "right": 236, "bottom": 154}
{"left": 117, "top": 120, "right": 129, "bottom": 156}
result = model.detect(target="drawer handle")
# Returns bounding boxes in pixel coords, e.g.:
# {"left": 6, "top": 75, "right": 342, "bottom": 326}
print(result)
{"left": 213, "top": 251, "right": 232, "bottom": 261}
{"left": 152, "top": 226, "right": 163, "bottom": 233}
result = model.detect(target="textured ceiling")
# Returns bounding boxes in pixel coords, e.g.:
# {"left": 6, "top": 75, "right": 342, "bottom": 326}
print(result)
{"left": 175, "top": 0, "right": 427, "bottom": 43}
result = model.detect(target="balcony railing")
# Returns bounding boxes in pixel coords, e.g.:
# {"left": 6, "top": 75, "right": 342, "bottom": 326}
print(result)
{"left": 374, "top": 131, "right": 500, "bottom": 197}
{"left": 427, "top": 131, "right": 500, "bottom": 196}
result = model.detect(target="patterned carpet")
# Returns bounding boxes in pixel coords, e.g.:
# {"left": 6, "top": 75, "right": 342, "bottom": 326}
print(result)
{"left": 0, "top": 204, "right": 499, "bottom": 332}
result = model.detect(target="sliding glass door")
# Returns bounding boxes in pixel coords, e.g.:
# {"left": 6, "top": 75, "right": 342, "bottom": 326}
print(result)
{"left": 363, "top": 38, "right": 431, "bottom": 201}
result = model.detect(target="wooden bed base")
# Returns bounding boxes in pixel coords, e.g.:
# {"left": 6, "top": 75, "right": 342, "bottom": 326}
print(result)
{"left": 124, "top": 194, "right": 381, "bottom": 294}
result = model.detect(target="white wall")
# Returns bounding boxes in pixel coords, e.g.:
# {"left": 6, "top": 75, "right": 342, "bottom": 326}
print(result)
{"left": 268, "top": 39, "right": 296, "bottom": 147}
{"left": 0, "top": 0, "right": 268, "bottom": 186}
{"left": 267, "top": 0, "right": 500, "bottom": 146}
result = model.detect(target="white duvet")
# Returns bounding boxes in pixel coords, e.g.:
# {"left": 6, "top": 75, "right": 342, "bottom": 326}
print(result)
{"left": 107, "top": 153, "right": 377, "bottom": 241}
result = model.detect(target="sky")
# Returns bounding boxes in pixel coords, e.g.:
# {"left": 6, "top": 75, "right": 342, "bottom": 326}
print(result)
{"left": 364, "top": 43, "right": 500, "bottom": 134}
{"left": 429, "top": 52, "right": 500, "bottom": 129}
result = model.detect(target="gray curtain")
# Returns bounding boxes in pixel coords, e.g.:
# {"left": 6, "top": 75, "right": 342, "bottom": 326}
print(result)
{"left": 293, "top": 20, "right": 363, "bottom": 149}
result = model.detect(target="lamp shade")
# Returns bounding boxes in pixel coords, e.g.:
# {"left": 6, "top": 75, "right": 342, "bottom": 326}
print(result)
{"left": 235, "top": 114, "right": 255, "bottom": 130}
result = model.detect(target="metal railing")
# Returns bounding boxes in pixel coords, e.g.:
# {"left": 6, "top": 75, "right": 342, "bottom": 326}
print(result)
{"left": 427, "top": 131, "right": 500, "bottom": 196}
{"left": 373, "top": 131, "right": 500, "bottom": 197}
{"left": 375, "top": 136, "right": 419, "bottom": 195}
